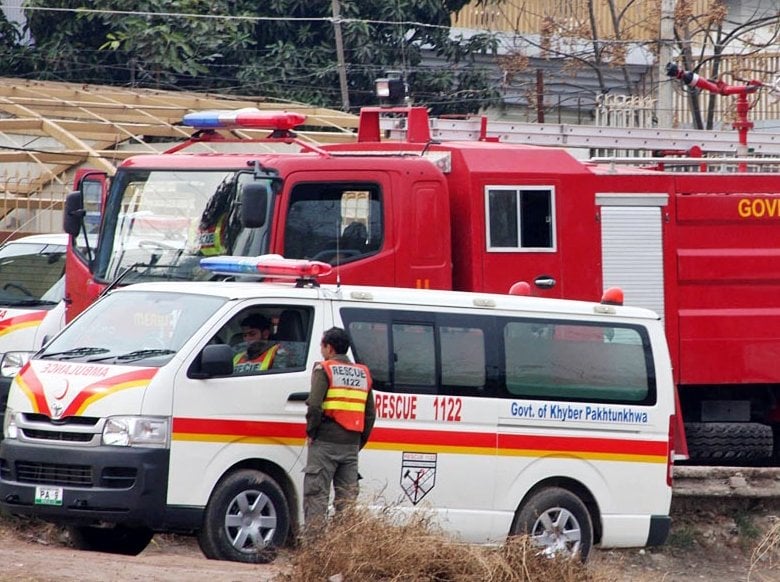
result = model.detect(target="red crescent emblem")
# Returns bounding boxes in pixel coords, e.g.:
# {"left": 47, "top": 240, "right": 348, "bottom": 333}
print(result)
{"left": 52, "top": 378, "right": 70, "bottom": 400}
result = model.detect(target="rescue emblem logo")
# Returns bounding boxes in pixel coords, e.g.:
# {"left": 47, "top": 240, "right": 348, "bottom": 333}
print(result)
{"left": 400, "top": 452, "right": 437, "bottom": 505}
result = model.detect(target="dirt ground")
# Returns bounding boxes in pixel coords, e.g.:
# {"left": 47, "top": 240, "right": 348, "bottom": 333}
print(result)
{"left": 0, "top": 497, "right": 777, "bottom": 582}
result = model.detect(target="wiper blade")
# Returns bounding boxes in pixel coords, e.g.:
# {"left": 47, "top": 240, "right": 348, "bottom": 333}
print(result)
{"left": 40, "top": 347, "right": 110, "bottom": 359}
{"left": 114, "top": 349, "right": 176, "bottom": 362}
{"left": 2, "top": 299, "right": 58, "bottom": 307}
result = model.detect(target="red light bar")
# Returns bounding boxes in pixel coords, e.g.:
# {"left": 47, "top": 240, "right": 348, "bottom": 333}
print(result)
{"left": 200, "top": 254, "right": 333, "bottom": 279}
{"left": 182, "top": 108, "right": 307, "bottom": 131}
{"left": 256, "top": 256, "right": 333, "bottom": 278}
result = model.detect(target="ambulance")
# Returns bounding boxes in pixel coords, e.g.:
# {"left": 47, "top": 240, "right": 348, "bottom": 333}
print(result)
{"left": 0, "top": 256, "right": 675, "bottom": 563}
{"left": 0, "top": 234, "right": 68, "bottom": 428}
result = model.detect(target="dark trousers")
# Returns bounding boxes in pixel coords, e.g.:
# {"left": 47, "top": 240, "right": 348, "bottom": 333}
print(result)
{"left": 303, "top": 439, "right": 359, "bottom": 533}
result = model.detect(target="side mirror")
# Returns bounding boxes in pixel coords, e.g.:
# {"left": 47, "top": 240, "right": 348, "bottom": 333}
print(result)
{"left": 241, "top": 182, "right": 269, "bottom": 228}
{"left": 63, "top": 191, "right": 86, "bottom": 236}
{"left": 190, "top": 344, "right": 234, "bottom": 379}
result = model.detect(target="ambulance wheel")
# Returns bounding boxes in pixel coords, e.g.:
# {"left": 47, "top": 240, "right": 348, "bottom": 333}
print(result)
{"left": 511, "top": 487, "right": 593, "bottom": 561}
{"left": 67, "top": 524, "right": 154, "bottom": 555}
{"left": 198, "top": 469, "right": 289, "bottom": 563}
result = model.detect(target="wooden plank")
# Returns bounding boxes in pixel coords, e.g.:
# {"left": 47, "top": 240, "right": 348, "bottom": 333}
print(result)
{"left": 0, "top": 152, "right": 83, "bottom": 164}
{"left": 0, "top": 197, "right": 64, "bottom": 210}
{"left": 0, "top": 118, "right": 44, "bottom": 132}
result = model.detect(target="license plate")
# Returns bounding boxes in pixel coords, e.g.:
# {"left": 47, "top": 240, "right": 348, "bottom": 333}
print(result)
{"left": 34, "top": 486, "right": 63, "bottom": 506}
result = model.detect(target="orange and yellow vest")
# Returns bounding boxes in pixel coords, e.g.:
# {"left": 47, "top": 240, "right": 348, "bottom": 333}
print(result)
{"left": 197, "top": 214, "right": 227, "bottom": 256}
{"left": 233, "top": 344, "right": 279, "bottom": 372}
{"left": 320, "top": 359, "right": 372, "bottom": 432}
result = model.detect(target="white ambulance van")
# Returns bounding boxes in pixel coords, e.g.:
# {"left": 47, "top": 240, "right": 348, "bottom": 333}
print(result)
{"left": 0, "top": 256, "right": 675, "bottom": 563}
{"left": 0, "top": 234, "right": 68, "bottom": 429}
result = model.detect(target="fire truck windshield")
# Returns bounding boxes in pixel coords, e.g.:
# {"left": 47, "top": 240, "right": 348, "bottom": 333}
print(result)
{"left": 91, "top": 169, "right": 274, "bottom": 284}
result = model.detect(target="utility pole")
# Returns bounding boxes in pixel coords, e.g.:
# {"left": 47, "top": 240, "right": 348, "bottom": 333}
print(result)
{"left": 331, "top": 0, "right": 350, "bottom": 111}
{"left": 656, "top": 0, "right": 676, "bottom": 128}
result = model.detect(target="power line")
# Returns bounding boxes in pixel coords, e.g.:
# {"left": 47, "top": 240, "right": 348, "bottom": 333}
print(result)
{"left": 16, "top": 5, "right": 454, "bottom": 31}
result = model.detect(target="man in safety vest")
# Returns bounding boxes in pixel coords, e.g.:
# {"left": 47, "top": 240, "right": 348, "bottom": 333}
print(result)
{"left": 233, "top": 313, "right": 279, "bottom": 374}
{"left": 303, "top": 327, "right": 375, "bottom": 535}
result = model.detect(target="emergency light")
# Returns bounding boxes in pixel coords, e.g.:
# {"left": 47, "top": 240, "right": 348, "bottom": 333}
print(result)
{"left": 601, "top": 287, "right": 624, "bottom": 306}
{"left": 182, "top": 108, "right": 307, "bottom": 131}
{"left": 200, "top": 254, "right": 333, "bottom": 279}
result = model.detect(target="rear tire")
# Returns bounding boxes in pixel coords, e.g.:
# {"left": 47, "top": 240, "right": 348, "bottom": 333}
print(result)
{"left": 511, "top": 487, "right": 593, "bottom": 562}
{"left": 197, "top": 469, "right": 289, "bottom": 563}
{"left": 685, "top": 422, "right": 773, "bottom": 464}
{"left": 67, "top": 524, "right": 153, "bottom": 556}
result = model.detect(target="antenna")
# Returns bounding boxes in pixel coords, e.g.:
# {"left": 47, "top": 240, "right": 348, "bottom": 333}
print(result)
{"left": 335, "top": 222, "right": 342, "bottom": 289}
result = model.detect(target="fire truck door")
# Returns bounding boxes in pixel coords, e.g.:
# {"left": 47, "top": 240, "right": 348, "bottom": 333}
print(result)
{"left": 597, "top": 194, "right": 668, "bottom": 318}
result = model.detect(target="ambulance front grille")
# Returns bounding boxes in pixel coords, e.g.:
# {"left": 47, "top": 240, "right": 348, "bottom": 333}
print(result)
{"left": 16, "top": 461, "right": 92, "bottom": 487}
{"left": 22, "top": 428, "right": 93, "bottom": 443}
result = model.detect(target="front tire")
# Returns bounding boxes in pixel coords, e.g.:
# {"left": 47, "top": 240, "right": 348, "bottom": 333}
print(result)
{"left": 67, "top": 524, "right": 154, "bottom": 556}
{"left": 197, "top": 469, "right": 289, "bottom": 563}
{"left": 511, "top": 487, "right": 593, "bottom": 561}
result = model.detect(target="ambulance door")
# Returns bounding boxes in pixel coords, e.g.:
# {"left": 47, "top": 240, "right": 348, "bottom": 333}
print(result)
{"left": 168, "top": 298, "right": 331, "bottom": 510}
{"left": 597, "top": 194, "right": 668, "bottom": 318}
{"left": 338, "top": 306, "right": 500, "bottom": 543}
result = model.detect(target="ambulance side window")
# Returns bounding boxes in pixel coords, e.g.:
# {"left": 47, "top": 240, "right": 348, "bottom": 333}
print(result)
{"left": 208, "top": 305, "right": 312, "bottom": 376}
{"left": 347, "top": 321, "right": 390, "bottom": 387}
{"left": 393, "top": 323, "right": 436, "bottom": 391}
{"left": 342, "top": 308, "right": 492, "bottom": 397}
{"left": 501, "top": 319, "right": 655, "bottom": 404}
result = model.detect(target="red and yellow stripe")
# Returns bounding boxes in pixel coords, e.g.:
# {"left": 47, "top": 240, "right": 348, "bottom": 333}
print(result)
{"left": 16, "top": 365, "right": 158, "bottom": 417}
{"left": 171, "top": 418, "right": 668, "bottom": 464}
{"left": 0, "top": 311, "right": 47, "bottom": 337}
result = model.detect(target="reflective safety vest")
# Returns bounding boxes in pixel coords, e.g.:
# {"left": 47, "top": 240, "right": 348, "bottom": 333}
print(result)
{"left": 320, "top": 359, "right": 372, "bottom": 432}
{"left": 233, "top": 343, "right": 279, "bottom": 372}
{"left": 197, "top": 214, "right": 227, "bottom": 256}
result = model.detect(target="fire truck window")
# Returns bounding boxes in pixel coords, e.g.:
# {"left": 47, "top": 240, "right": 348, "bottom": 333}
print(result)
{"left": 284, "top": 182, "right": 383, "bottom": 264}
{"left": 393, "top": 323, "right": 436, "bottom": 392}
{"left": 502, "top": 320, "right": 653, "bottom": 403}
{"left": 486, "top": 187, "right": 554, "bottom": 250}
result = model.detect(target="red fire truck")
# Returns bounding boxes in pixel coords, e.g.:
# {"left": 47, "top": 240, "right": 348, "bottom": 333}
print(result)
{"left": 62, "top": 106, "right": 780, "bottom": 464}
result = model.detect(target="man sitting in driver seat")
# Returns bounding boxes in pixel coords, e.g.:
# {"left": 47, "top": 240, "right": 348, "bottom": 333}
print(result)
{"left": 233, "top": 314, "right": 279, "bottom": 374}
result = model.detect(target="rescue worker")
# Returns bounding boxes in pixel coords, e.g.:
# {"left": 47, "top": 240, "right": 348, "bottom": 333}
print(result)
{"left": 194, "top": 176, "right": 240, "bottom": 256}
{"left": 303, "top": 327, "right": 375, "bottom": 536}
{"left": 233, "top": 313, "right": 279, "bottom": 373}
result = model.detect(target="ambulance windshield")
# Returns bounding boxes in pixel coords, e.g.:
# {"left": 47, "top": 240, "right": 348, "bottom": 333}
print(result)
{"left": 0, "top": 239, "right": 66, "bottom": 307}
{"left": 40, "top": 290, "right": 226, "bottom": 365}
{"left": 91, "top": 170, "right": 275, "bottom": 285}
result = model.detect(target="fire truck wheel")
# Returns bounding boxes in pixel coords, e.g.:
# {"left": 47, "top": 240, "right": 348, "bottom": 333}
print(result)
{"left": 67, "top": 524, "right": 154, "bottom": 555}
{"left": 511, "top": 487, "right": 593, "bottom": 562}
{"left": 684, "top": 422, "right": 774, "bottom": 463}
{"left": 198, "top": 469, "right": 290, "bottom": 563}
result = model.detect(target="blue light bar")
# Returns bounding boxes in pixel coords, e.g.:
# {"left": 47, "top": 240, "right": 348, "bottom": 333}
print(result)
{"left": 182, "top": 108, "right": 307, "bottom": 131}
{"left": 200, "top": 255, "right": 265, "bottom": 275}
{"left": 200, "top": 254, "right": 333, "bottom": 279}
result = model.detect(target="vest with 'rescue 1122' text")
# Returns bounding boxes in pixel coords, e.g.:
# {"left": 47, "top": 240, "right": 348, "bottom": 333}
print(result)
{"left": 320, "top": 359, "right": 372, "bottom": 432}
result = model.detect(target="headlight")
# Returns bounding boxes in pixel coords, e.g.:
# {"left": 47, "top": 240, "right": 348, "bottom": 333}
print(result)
{"left": 4, "top": 408, "right": 18, "bottom": 440}
{"left": 102, "top": 416, "right": 169, "bottom": 448}
{"left": 0, "top": 351, "right": 33, "bottom": 378}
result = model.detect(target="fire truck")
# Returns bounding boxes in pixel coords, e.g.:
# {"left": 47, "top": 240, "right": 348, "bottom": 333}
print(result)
{"left": 60, "top": 104, "right": 780, "bottom": 465}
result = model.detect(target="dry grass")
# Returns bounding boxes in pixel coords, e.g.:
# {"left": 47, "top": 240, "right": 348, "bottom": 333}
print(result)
{"left": 749, "top": 517, "right": 780, "bottom": 581}
{"left": 277, "top": 505, "right": 613, "bottom": 582}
